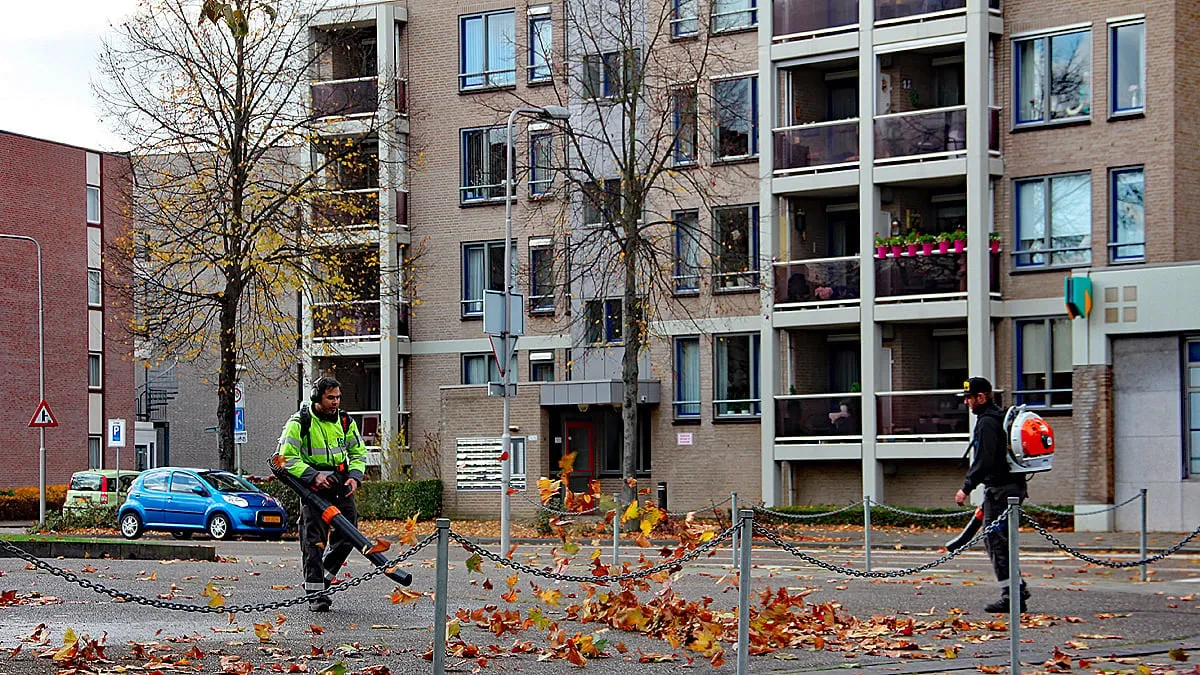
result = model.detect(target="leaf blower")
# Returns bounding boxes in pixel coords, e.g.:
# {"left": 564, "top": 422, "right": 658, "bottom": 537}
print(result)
{"left": 945, "top": 507, "right": 984, "bottom": 552}
{"left": 269, "top": 456, "right": 413, "bottom": 586}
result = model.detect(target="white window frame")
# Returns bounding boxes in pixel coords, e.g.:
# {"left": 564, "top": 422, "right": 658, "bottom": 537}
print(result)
{"left": 88, "top": 269, "right": 102, "bottom": 307}
{"left": 529, "top": 130, "right": 554, "bottom": 196}
{"left": 88, "top": 352, "right": 103, "bottom": 390}
{"left": 710, "top": 0, "right": 757, "bottom": 33}
{"left": 712, "top": 75, "right": 759, "bottom": 161}
{"left": 86, "top": 186, "right": 101, "bottom": 224}
{"left": 529, "top": 239, "right": 555, "bottom": 314}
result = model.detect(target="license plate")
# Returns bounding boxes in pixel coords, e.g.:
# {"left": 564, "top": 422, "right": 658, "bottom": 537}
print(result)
{"left": 262, "top": 515, "right": 281, "bottom": 524}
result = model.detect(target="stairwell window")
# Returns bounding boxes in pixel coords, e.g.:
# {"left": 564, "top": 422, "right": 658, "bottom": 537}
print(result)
{"left": 582, "top": 179, "right": 621, "bottom": 227}
{"left": 88, "top": 270, "right": 102, "bottom": 307}
{"left": 87, "top": 186, "right": 101, "bottom": 224}
{"left": 585, "top": 299, "right": 623, "bottom": 344}
{"left": 714, "top": 333, "right": 760, "bottom": 418}
{"left": 460, "top": 10, "right": 516, "bottom": 90}
{"left": 582, "top": 49, "right": 640, "bottom": 101}
{"left": 89, "top": 436, "right": 102, "bottom": 469}
{"left": 89, "top": 353, "right": 103, "bottom": 390}
{"left": 529, "top": 240, "right": 555, "bottom": 314}
{"left": 529, "top": 131, "right": 554, "bottom": 197}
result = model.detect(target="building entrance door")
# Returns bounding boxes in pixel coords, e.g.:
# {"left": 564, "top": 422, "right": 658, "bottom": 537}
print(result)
{"left": 564, "top": 420, "right": 594, "bottom": 492}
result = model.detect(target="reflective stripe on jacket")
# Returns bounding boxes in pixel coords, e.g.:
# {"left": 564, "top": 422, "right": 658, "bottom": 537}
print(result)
{"left": 275, "top": 402, "right": 366, "bottom": 484}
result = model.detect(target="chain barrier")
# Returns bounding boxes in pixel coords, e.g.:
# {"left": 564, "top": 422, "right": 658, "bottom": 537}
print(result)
{"left": 515, "top": 491, "right": 600, "bottom": 516}
{"left": 0, "top": 533, "right": 436, "bottom": 614}
{"left": 663, "top": 495, "right": 733, "bottom": 518}
{"left": 1021, "top": 513, "right": 1200, "bottom": 568}
{"left": 750, "top": 501, "right": 862, "bottom": 520}
{"left": 869, "top": 503, "right": 976, "bottom": 519}
{"left": 447, "top": 521, "right": 738, "bottom": 585}
{"left": 752, "top": 507, "right": 1013, "bottom": 579}
{"left": 1024, "top": 493, "right": 1142, "bottom": 517}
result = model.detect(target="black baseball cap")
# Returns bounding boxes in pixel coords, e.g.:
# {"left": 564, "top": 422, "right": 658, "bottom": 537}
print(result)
{"left": 958, "top": 377, "right": 993, "bottom": 397}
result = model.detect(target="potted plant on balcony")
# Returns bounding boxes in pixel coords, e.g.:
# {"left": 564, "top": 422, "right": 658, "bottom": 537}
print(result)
{"left": 875, "top": 234, "right": 888, "bottom": 259}
{"left": 936, "top": 231, "right": 951, "bottom": 254}
{"left": 918, "top": 233, "right": 937, "bottom": 256}
{"left": 903, "top": 230, "right": 919, "bottom": 257}
{"left": 989, "top": 231, "right": 1002, "bottom": 253}
{"left": 950, "top": 229, "right": 967, "bottom": 253}
{"left": 889, "top": 235, "right": 904, "bottom": 258}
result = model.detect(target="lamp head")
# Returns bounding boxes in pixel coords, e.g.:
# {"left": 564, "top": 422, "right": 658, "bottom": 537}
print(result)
{"left": 539, "top": 105, "right": 572, "bottom": 121}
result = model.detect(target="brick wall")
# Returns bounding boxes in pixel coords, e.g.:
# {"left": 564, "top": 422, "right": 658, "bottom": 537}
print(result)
{"left": 787, "top": 460, "right": 861, "bottom": 505}
{"left": 1072, "top": 364, "right": 1113, "bottom": 504}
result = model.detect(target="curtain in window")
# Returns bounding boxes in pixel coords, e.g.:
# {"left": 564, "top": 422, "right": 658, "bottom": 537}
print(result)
{"left": 1016, "top": 39, "right": 1045, "bottom": 123}
{"left": 464, "top": 356, "right": 487, "bottom": 384}
{"left": 464, "top": 245, "right": 485, "bottom": 313}
{"left": 1016, "top": 180, "right": 1046, "bottom": 265}
{"left": 529, "top": 17, "right": 552, "bottom": 81}
{"left": 676, "top": 339, "right": 700, "bottom": 416}
{"left": 462, "top": 17, "right": 485, "bottom": 88}
{"left": 674, "top": 211, "right": 700, "bottom": 290}
{"left": 1020, "top": 321, "right": 1047, "bottom": 398}
{"left": 487, "top": 13, "right": 515, "bottom": 86}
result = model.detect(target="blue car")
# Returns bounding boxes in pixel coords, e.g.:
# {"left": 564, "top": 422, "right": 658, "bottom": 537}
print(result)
{"left": 118, "top": 467, "right": 288, "bottom": 541}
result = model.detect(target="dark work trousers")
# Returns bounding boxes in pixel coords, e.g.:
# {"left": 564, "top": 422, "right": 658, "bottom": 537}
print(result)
{"left": 982, "top": 482, "right": 1028, "bottom": 583}
{"left": 300, "top": 480, "right": 358, "bottom": 599}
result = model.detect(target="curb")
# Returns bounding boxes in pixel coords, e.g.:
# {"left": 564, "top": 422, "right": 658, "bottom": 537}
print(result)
{"left": 0, "top": 538, "right": 217, "bottom": 562}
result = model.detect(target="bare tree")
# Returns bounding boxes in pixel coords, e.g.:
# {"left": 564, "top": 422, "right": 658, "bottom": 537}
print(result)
{"left": 97, "top": 0, "right": 409, "bottom": 471}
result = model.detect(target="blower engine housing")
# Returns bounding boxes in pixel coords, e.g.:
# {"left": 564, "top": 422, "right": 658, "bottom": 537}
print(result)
{"left": 1002, "top": 405, "right": 1055, "bottom": 474}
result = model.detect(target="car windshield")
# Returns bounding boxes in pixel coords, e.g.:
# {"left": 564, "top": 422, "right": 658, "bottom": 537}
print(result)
{"left": 200, "top": 471, "right": 260, "bottom": 493}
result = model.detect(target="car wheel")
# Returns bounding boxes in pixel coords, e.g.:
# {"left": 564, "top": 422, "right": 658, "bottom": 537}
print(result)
{"left": 171, "top": 531, "right": 193, "bottom": 540}
{"left": 207, "top": 513, "right": 232, "bottom": 541}
{"left": 119, "top": 512, "right": 143, "bottom": 540}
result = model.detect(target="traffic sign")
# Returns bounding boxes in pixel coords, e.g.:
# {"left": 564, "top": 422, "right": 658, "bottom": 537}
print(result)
{"left": 108, "top": 419, "right": 127, "bottom": 447}
{"left": 234, "top": 380, "right": 245, "bottom": 409}
{"left": 28, "top": 400, "right": 58, "bottom": 428}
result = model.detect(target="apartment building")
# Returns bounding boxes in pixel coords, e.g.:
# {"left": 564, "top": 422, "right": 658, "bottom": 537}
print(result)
{"left": 0, "top": 131, "right": 137, "bottom": 487}
{"left": 761, "top": 0, "right": 1200, "bottom": 530}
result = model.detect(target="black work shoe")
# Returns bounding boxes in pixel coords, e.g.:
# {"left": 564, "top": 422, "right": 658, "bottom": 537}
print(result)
{"left": 309, "top": 599, "right": 331, "bottom": 612}
{"left": 984, "top": 595, "right": 1028, "bottom": 613}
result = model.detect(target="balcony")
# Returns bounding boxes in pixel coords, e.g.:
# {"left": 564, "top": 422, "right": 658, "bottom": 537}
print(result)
{"left": 312, "top": 188, "right": 380, "bottom": 230}
{"left": 312, "top": 300, "right": 381, "bottom": 341}
{"left": 773, "top": 0, "right": 858, "bottom": 38}
{"left": 311, "top": 78, "right": 407, "bottom": 118}
{"left": 875, "top": 249, "right": 1000, "bottom": 301}
{"left": 875, "top": 0, "right": 965, "bottom": 23}
{"left": 773, "top": 120, "right": 859, "bottom": 173}
{"left": 774, "top": 256, "right": 860, "bottom": 307}
{"left": 775, "top": 394, "right": 862, "bottom": 441}
{"left": 876, "top": 390, "right": 968, "bottom": 441}
{"left": 874, "top": 106, "right": 966, "bottom": 162}
{"left": 989, "top": 106, "right": 1000, "bottom": 153}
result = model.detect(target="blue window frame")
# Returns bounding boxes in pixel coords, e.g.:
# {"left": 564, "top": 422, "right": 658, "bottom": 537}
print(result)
{"left": 1014, "top": 30, "right": 1091, "bottom": 126}
{"left": 460, "top": 10, "right": 516, "bottom": 90}
{"left": 529, "top": 240, "right": 555, "bottom": 313}
{"left": 672, "top": 0, "right": 698, "bottom": 37}
{"left": 1013, "top": 172, "right": 1091, "bottom": 268}
{"left": 673, "top": 209, "right": 700, "bottom": 293}
{"left": 674, "top": 337, "right": 701, "bottom": 418}
{"left": 1014, "top": 317, "right": 1072, "bottom": 408}
{"left": 461, "top": 126, "right": 510, "bottom": 203}
{"left": 1110, "top": 21, "right": 1145, "bottom": 116}
{"left": 1110, "top": 166, "right": 1145, "bottom": 262}
{"left": 462, "top": 241, "right": 506, "bottom": 317}
{"left": 714, "top": 76, "right": 758, "bottom": 160}
{"left": 528, "top": 13, "right": 552, "bottom": 83}
{"left": 463, "top": 353, "right": 501, "bottom": 384}
{"left": 529, "top": 131, "right": 553, "bottom": 196}
{"left": 713, "top": 204, "right": 760, "bottom": 290}
{"left": 585, "top": 299, "right": 622, "bottom": 344}
{"left": 1186, "top": 340, "right": 1200, "bottom": 476}
{"left": 714, "top": 333, "right": 760, "bottom": 418}
{"left": 672, "top": 87, "right": 697, "bottom": 164}
{"left": 711, "top": 0, "right": 757, "bottom": 32}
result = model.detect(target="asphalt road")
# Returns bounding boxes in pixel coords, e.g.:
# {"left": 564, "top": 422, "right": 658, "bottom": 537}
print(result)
{"left": 2, "top": 536, "right": 1199, "bottom": 674}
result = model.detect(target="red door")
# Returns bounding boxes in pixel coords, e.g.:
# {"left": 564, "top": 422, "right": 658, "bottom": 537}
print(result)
{"left": 564, "top": 421, "right": 594, "bottom": 492}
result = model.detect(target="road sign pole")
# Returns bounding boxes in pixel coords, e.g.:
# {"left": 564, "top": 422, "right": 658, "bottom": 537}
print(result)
{"left": 3, "top": 235, "right": 47, "bottom": 525}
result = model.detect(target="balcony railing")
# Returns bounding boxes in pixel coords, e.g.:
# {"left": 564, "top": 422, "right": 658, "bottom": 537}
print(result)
{"left": 773, "top": 256, "right": 860, "bottom": 306}
{"left": 876, "top": 390, "right": 968, "bottom": 440}
{"left": 875, "top": 249, "right": 1000, "bottom": 300}
{"left": 312, "top": 300, "right": 381, "bottom": 341}
{"left": 773, "top": 119, "right": 859, "bottom": 173}
{"left": 874, "top": 106, "right": 966, "bottom": 161}
{"left": 773, "top": 0, "right": 858, "bottom": 38}
{"left": 875, "top": 0, "right": 965, "bottom": 23}
{"left": 311, "top": 188, "right": 380, "bottom": 230}
{"left": 775, "top": 393, "right": 862, "bottom": 441}
{"left": 311, "top": 77, "right": 406, "bottom": 118}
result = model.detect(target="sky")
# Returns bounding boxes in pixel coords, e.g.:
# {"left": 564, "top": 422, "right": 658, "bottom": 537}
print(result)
{"left": 0, "top": 0, "right": 141, "bottom": 151}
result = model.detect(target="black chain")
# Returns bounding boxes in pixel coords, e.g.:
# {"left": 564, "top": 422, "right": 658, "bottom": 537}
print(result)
{"left": 752, "top": 507, "right": 1013, "bottom": 579}
{"left": 0, "top": 533, "right": 436, "bottom": 614}
{"left": 515, "top": 492, "right": 601, "bottom": 516}
{"left": 751, "top": 501, "right": 862, "bottom": 520}
{"left": 1024, "top": 493, "right": 1142, "bottom": 517}
{"left": 447, "top": 521, "right": 737, "bottom": 584}
{"left": 1021, "top": 513, "right": 1200, "bottom": 568}
{"left": 870, "top": 502, "right": 976, "bottom": 519}
{"left": 663, "top": 495, "right": 733, "bottom": 517}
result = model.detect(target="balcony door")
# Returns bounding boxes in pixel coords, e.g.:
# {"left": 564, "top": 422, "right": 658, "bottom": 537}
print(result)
{"left": 827, "top": 208, "right": 859, "bottom": 257}
{"left": 826, "top": 78, "right": 858, "bottom": 120}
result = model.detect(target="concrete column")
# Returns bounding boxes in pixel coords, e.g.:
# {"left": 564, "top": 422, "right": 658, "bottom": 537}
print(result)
{"left": 965, "top": 0, "right": 992, "bottom": 383}
{"left": 757, "top": 0, "right": 779, "bottom": 506}
{"left": 857, "top": 0, "right": 882, "bottom": 502}
{"left": 377, "top": 4, "right": 401, "bottom": 475}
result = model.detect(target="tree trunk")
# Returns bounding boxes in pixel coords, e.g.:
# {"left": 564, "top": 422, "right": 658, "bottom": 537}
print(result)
{"left": 216, "top": 293, "right": 240, "bottom": 472}
{"left": 620, "top": 227, "right": 640, "bottom": 509}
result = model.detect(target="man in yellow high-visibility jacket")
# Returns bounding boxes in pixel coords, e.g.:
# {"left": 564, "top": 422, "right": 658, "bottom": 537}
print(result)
{"left": 275, "top": 376, "right": 366, "bottom": 612}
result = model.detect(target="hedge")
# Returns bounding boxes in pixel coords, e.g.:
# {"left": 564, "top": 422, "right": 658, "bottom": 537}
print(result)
{"left": 758, "top": 503, "right": 1074, "bottom": 529}
{"left": 0, "top": 485, "right": 67, "bottom": 521}
{"left": 252, "top": 477, "right": 442, "bottom": 532}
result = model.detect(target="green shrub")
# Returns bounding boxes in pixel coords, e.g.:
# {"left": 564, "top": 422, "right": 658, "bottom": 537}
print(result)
{"left": 250, "top": 477, "right": 441, "bottom": 532}
{"left": 759, "top": 503, "right": 1074, "bottom": 529}
{"left": 533, "top": 492, "right": 565, "bottom": 536}
{"left": 32, "top": 505, "right": 119, "bottom": 533}
{"left": 0, "top": 485, "right": 67, "bottom": 521}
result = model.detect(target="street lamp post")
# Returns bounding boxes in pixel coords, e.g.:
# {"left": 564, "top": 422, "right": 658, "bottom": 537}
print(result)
{"left": 1, "top": 234, "right": 46, "bottom": 524}
{"left": 501, "top": 105, "right": 571, "bottom": 557}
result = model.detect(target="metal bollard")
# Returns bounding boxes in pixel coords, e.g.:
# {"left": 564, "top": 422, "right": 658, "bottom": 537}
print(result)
{"left": 863, "top": 496, "right": 872, "bottom": 573}
{"left": 657, "top": 482, "right": 668, "bottom": 510}
{"left": 611, "top": 493, "right": 621, "bottom": 567}
{"left": 1140, "top": 488, "right": 1148, "bottom": 582}
{"left": 432, "top": 518, "right": 450, "bottom": 675}
{"left": 731, "top": 492, "right": 739, "bottom": 571}
{"left": 736, "top": 509, "right": 754, "bottom": 675}
{"left": 1007, "top": 497, "right": 1021, "bottom": 675}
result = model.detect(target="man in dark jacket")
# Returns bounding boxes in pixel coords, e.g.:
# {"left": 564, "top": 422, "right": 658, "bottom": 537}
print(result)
{"left": 954, "top": 377, "right": 1030, "bottom": 613}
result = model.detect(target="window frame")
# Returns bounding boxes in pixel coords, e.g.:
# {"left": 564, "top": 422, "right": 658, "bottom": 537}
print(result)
{"left": 672, "top": 0, "right": 699, "bottom": 37}
{"left": 462, "top": 352, "right": 502, "bottom": 385}
{"left": 1109, "top": 165, "right": 1145, "bottom": 263}
{"left": 671, "top": 86, "right": 698, "bottom": 165}
{"left": 710, "top": 0, "right": 758, "bottom": 33}
{"left": 459, "top": 10, "right": 517, "bottom": 91}
{"left": 712, "top": 75, "right": 759, "bottom": 161}
{"left": 88, "top": 352, "right": 103, "bottom": 390}
{"left": 86, "top": 186, "right": 101, "bottom": 224}
{"left": 1014, "top": 317, "right": 1073, "bottom": 409}
{"left": 584, "top": 298, "right": 623, "bottom": 344}
{"left": 460, "top": 126, "right": 511, "bottom": 204}
{"left": 582, "top": 49, "right": 640, "bottom": 102}
{"left": 712, "top": 203, "right": 760, "bottom": 290}
{"left": 672, "top": 209, "right": 701, "bottom": 294}
{"left": 1109, "top": 20, "right": 1145, "bottom": 118}
{"left": 461, "top": 240, "right": 508, "bottom": 318}
{"left": 530, "top": 358, "right": 555, "bottom": 382}
{"left": 88, "top": 436, "right": 102, "bottom": 469}
{"left": 674, "top": 336, "right": 701, "bottom": 419}
{"left": 529, "top": 240, "right": 555, "bottom": 314}
{"left": 527, "top": 12, "right": 553, "bottom": 84}
{"left": 1185, "top": 339, "right": 1200, "bottom": 478}
{"left": 529, "top": 130, "right": 555, "bottom": 197}
{"left": 1013, "top": 28, "right": 1092, "bottom": 127}
{"left": 1012, "top": 171, "right": 1093, "bottom": 269}
{"left": 582, "top": 178, "right": 622, "bottom": 227}
{"left": 713, "top": 333, "right": 761, "bottom": 419}
{"left": 88, "top": 269, "right": 102, "bottom": 307}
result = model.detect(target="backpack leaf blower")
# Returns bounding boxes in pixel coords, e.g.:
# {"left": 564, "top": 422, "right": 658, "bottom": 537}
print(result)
{"left": 945, "top": 507, "right": 984, "bottom": 552}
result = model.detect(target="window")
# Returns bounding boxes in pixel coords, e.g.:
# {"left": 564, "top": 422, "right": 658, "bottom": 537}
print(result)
{"left": 713, "top": 204, "right": 760, "bottom": 289}
{"left": 1014, "top": 173, "right": 1091, "bottom": 267}
{"left": 1015, "top": 318, "right": 1073, "bottom": 407}
{"left": 460, "top": 10, "right": 516, "bottom": 90}
{"left": 1186, "top": 341, "right": 1200, "bottom": 476}
{"left": 462, "top": 241, "right": 508, "bottom": 317}
{"left": 88, "top": 269, "right": 102, "bottom": 307}
{"left": 461, "top": 127, "right": 510, "bottom": 203}
{"left": 1110, "top": 21, "right": 1144, "bottom": 116}
{"left": 714, "top": 334, "right": 760, "bottom": 417}
{"left": 585, "top": 299, "right": 622, "bottom": 344}
{"left": 674, "top": 337, "right": 700, "bottom": 418}
{"left": 711, "top": 0, "right": 757, "bottom": 32}
{"left": 86, "top": 186, "right": 101, "bottom": 224}
{"left": 713, "top": 76, "right": 758, "bottom": 160}
{"left": 529, "top": 131, "right": 554, "bottom": 196}
{"left": 528, "top": 12, "right": 552, "bottom": 83}
{"left": 510, "top": 437, "right": 527, "bottom": 479}
{"left": 463, "top": 353, "right": 502, "bottom": 384}
{"left": 170, "top": 472, "right": 204, "bottom": 494}
{"left": 88, "top": 437, "right": 102, "bottom": 469}
{"left": 143, "top": 471, "right": 169, "bottom": 492}
{"left": 935, "top": 337, "right": 969, "bottom": 390}
{"left": 529, "top": 240, "right": 555, "bottom": 313}
{"left": 1014, "top": 30, "right": 1091, "bottom": 125}
{"left": 672, "top": 0, "right": 698, "bottom": 37}
{"left": 530, "top": 356, "right": 555, "bottom": 382}
{"left": 673, "top": 210, "right": 700, "bottom": 293}
{"left": 1110, "top": 167, "right": 1145, "bottom": 262}
{"left": 582, "top": 179, "right": 621, "bottom": 226}
{"left": 672, "top": 87, "right": 698, "bottom": 164}
{"left": 583, "top": 50, "right": 639, "bottom": 100}
{"left": 88, "top": 353, "right": 102, "bottom": 389}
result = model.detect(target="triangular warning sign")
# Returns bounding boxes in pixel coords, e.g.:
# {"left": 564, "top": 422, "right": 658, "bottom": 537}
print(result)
{"left": 29, "top": 400, "right": 58, "bottom": 428}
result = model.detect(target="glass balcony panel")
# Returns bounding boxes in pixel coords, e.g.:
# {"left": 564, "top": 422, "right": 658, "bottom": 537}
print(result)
{"left": 875, "top": 249, "right": 1000, "bottom": 299}
{"left": 312, "top": 189, "right": 380, "bottom": 230}
{"left": 875, "top": 0, "right": 965, "bottom": 22}
{"left": 773, "top": 120, "right": 859, "bottom": 172}
{"left": 775, "top": 394, "right": 862, "bottom": 439}
{"left": 398, "top": 301, "right": 410, "bottom": 339}
{"left": 876, "top": 391, "right": 968, "bottom": 439}
{"left": 395, "top": 79, "right": 408, "bottom": 115}
{"left": 311, "top": 78, "right": 379, "bottom": 117}
{"left": 312, "top": 300, "right": 381, "bottom": 340}
{"left": 773, "top": 0, "right": 858, "bottom": 37}
{"left": 774, "top": 256, "right": 860, "bottom": 306}
{"left": 874, "top": 107, "right": 967, "bottom": 160}
{"left": 989, "top": 107, "right": 1001, "bottom": 152}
